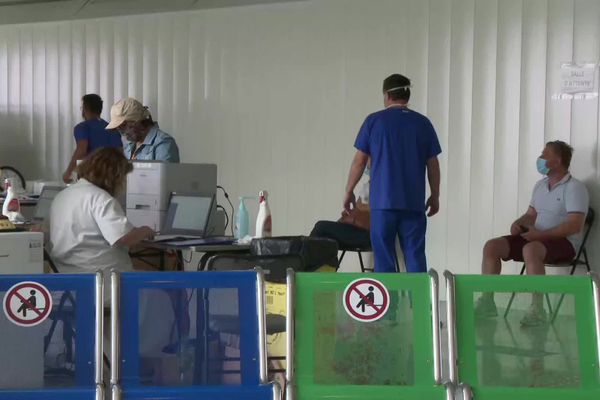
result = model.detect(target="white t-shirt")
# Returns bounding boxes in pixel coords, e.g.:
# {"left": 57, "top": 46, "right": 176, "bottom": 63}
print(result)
{"left": 530, "top": 174, "right": 589, "bottom": 251}
{"left": 49, "top": 178, "right": 134, "bottom": 274}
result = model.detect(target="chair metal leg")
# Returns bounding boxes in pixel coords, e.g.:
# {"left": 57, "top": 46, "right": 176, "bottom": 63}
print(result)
{"left": 550, "top": 293, "right": 566, "bottom": 323}
{"left": 552, "top": 260, "right": 578, "bottom": 322}
{"left": 44, "top": 292, "right": 71, "bottom": 353}
{"left": 583, "top": 248, "right": 591, "bottom": 272}
{"left": 358, "top": 251, "right": 366, "bottom": 273}
{"left": 503, "top": 292, "right": 517, "bottom": 319}
{"left": 338, "top": 251, "right": 346, "bottom": 265}
{"left": 545, "top": 293, "right": 553, "bottom": 316}
{"left": 503, "top": 264, "right": 527, "bottom": 318}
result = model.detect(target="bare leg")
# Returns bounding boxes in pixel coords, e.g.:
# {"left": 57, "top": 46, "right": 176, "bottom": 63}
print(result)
{"left": 523, "top": 242, "right": 547, "bottom": 309}
{"left": 482, "top": 237, "right": 510, "bottom": 275}
{"left": 480, "top": 238, "right": 511, "bottom": 302}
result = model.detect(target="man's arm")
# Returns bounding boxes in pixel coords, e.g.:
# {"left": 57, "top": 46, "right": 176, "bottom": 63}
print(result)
{"left": 522, "top": 213, "right": 585, "bottom": 242}
{"left": 510, "top": 206, "right": 537, "bottom": 235}
{"left": 115, "top": 226, "right": 155, "bottom": 247}
{"left": 426, "top": 156, "right": 440, "bottom": 217}
{"left": 343, "top": 150, "right": 369, "bottom": 212}
{"left": 63, "top": 139, "right": 88, "bottom": 183}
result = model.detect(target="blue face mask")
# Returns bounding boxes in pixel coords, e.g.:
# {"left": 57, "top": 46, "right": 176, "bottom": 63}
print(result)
{"left": 536, "top": 158, "right": 550, "bottom": 175}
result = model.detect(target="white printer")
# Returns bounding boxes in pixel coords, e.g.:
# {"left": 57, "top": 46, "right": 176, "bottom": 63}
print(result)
{"left": 0, "top": 231, "right": 44, "bottom": 274}
{"left": 126, "top": 162, "right": 218, "bottom": 231}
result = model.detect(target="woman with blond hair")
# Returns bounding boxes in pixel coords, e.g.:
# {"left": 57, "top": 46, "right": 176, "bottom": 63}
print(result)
{"left": 49, "top": 147, "right": 154, "bottom": 274}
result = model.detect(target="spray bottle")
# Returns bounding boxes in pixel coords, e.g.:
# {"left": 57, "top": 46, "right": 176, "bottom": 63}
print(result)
{"left": 2, "top": 179, "right": 20, "bottom": 219}
{"left": 255, "top": 190, "right": 272, "bottom": 238}
{"left": 235, "top": 196, "right": 254, "bottom": 239}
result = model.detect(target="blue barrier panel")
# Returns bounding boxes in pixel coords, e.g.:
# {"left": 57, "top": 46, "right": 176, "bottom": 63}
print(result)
{"left": 112, "top": 270, "right": 277, "bottom": 400}
{"left": 0, "top": 273, "right": 103, "bottom": 400}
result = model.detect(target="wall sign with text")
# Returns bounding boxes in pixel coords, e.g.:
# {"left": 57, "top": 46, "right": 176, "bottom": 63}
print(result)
{"left": 553, "top": 62, "right": 598, "bottom": 100}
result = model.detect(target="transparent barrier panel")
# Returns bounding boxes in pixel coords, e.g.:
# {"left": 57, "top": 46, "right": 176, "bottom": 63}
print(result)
{"left": 473, "top": 291, "right": 580, "bottom": 388}
{"left": 0, "top": 289, "right": 91, "bottom": 389}
{"left": 136, "top": 287, "right": 242, "bottom": 386}
{"left": 313, "top": 289, "right": 414, "bottom": 385}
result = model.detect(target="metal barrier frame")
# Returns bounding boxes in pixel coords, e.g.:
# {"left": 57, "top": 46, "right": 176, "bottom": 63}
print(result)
{"left": 94, "top": 272, "right": 104, "bottom": 392}
{"left": 288, "top": 269, "right": 453, "bottom": 400}
{"left": 444, "top": 271, "right": 458, "bottom": 385}
{"left": 592, "top": 272, "right": 600, "bottom": 376}
{"left": 429, "top": 269, "right": 442, "bottom": 385}
{"left": 445, "top": 270, "right": 600, "bottom": 400}
{"left": 0, "top": 272, "right": 104, "bottom": 400}
{"left": 110, "top": 269, "right": 278, "bottom": 400}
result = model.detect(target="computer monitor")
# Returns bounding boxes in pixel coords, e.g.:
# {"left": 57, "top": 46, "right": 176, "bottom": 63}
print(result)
{"left": 33, "top": 186, "right": 63, "bottom": 221}
{"left": 162, "top": 192, "right": 214, "bottom": 236}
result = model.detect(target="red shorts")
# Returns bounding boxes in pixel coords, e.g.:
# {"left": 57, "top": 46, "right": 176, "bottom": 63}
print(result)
{"left": 502, "top": 235, "right": 575, "bottom": 264}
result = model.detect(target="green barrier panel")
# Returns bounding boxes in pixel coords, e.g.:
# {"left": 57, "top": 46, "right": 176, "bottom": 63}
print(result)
{"left": 289, "top": 270, "right": 453, "bottom": 400}
{"left": 445, "top": 272, "right": 600, "bottom": 400}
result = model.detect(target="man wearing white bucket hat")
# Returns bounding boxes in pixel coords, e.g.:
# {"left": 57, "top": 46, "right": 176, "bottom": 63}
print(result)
{"left": 106, "top": 98, "right": 180, "bottom": 162}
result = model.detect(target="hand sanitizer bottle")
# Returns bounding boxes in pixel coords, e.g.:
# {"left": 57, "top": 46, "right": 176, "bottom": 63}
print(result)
{"left": 255, "top": 190, "right": 272, "bottom": 238}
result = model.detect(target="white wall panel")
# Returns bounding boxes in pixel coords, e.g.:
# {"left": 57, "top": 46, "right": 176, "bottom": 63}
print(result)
{"left": 426, "top": 0, "right": 451, "bottom": 273}
{"left": 1, "top": 0, "right": 599, "bottom": 274}
{"left": 446, "top": 0, "right": 474, "bottom": 273}
{"left": 492, "top": 0, "right": 523, "bottom": 275}
{"left": 468, "top": 0, "right": 498, "bottom": 275}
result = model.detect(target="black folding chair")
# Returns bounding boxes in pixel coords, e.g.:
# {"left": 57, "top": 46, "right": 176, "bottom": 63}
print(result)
{"left": 338, "top": 244, "right": 373, "bottom": 272}
{"left": 206, "top": 254, "right": 304, "bottom": 375}
{"left": 504, "top": 207, "right": 595, "bottom": 321}
{"left": 0, "top": 165, "right": 26, "bottom": 191}
{"left": 44, "top": 249, "right": 111, "bottom": 369}
{"left": 206, "top": 253, "right": 304, "bottom": 283}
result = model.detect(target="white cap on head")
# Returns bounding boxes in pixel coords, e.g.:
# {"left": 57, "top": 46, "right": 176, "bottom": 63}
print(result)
{"left": 105, "top": 98, "right": 151, "bottom": 130}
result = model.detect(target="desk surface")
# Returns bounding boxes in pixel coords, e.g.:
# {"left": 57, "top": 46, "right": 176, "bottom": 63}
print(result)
{"left": 140, "top": 241, "right": 250, "bottom": 253}
{"left": 192, "top": 244, "right": 250, "bottom": 252}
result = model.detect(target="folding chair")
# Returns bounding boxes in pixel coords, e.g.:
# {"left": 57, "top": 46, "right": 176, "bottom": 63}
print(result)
{"left": 206, "top": 254, "right": 304, "bottom": 377}
{"left": 504, "top": 207, "right": 595, "bottom": 320}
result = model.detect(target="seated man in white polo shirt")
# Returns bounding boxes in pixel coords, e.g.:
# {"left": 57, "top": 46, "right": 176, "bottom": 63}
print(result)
{"left": 476, "top": 141, "right": 589, "bottom": 326}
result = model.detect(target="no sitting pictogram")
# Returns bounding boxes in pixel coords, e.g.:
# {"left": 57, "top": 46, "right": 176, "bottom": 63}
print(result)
{"left": 343, "top": 278, "right": 390, "bottom": 322}
{"left": 3, "top": 281, "right": 52, "bottom": 327}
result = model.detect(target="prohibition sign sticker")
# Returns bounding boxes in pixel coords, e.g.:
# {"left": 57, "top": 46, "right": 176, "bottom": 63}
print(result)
{"left": 3, "top": 281, "right": 52, "bottom": 327}
{"left": 343, "top": 278, "right": 390, "bottom": 322}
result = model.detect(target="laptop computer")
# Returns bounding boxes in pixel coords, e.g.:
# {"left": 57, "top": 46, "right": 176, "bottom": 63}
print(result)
{"left": 149, "top": 191, "right": 225, "bottom": 243}
{"left": 31, "top": 185, "right": 63, "bottom": 223}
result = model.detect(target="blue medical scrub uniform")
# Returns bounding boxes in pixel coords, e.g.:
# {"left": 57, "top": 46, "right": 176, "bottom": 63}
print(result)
{"left": 354, "top": 106, "right": 441, "bottom": 273}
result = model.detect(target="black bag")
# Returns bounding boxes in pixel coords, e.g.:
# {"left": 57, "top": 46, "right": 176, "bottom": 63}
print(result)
{"left": 250, "top": 236, "right": 339, "bottom": 272}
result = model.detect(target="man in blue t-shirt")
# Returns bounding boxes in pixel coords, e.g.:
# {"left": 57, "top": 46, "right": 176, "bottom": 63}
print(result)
{"left": 343, "top": 74, "right": 442, "bottom": 273}
{"left": 62, "top": 94, "right": 123, "bottom": 183}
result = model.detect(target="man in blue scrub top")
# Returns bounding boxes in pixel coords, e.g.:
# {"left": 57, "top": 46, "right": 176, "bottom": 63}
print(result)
{"left": 343, "top": 74, "right": 441, "bottom": 273}
{"left": 62, "top": 94, "right": 123, "bottom": 183}
{"left": 106, "top": 98, "right": 180, "bottom": 163}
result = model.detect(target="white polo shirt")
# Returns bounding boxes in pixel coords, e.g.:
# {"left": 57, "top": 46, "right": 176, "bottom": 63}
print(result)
{"left": 49, "top": 179, "right": 134, "bottom": 274}
{"left": 531, "top": 174, "right": 589, "bottom": 251}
